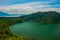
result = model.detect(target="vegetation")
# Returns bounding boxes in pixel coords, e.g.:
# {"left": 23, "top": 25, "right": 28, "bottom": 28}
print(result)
{"left": 20, "top": 11, "right": 60, "bottom": 23}
{"left": 0, "top": 17, "right": 32, "bottom": 40}
{"left": 0, "top": 11, "right": 60, "bottom": 40}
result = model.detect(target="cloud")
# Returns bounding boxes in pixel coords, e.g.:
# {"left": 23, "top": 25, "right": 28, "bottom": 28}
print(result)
{"left": 0, "top": 1, "right": 60, "bottom": 14}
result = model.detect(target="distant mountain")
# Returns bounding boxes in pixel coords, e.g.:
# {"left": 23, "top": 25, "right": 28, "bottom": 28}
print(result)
{"left": 0, "top": 11, "right": 60, "bottom": 24}
{"left": 20, "top": 11, "right": 60, "bottom": 23}
{"left": 0, "top": 12, "right": 23, "bottom": 17}
{"left": 0, "top": 12, "right": 9, "bottom": 16}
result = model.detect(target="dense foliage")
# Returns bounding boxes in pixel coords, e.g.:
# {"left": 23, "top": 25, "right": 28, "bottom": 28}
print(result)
{"left": 20, "top": 11, "right": 60, "bottom": 23}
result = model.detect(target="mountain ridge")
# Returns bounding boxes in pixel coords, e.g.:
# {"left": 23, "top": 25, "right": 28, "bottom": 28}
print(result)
{"left": 20, "top": 11, "right": 60, "bottom": 23}
{"left": 0, "top": 12, "right": 22, "bottom": 17}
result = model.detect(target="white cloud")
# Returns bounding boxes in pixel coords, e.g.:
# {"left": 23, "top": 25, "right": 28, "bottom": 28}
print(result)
{"left": 0, "top": 1, "right": 60, "bottom": 14}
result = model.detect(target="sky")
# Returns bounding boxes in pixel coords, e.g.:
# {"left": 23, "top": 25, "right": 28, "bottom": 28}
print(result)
{"left": 0, "top": 0, "right": 60, "bottom": 14}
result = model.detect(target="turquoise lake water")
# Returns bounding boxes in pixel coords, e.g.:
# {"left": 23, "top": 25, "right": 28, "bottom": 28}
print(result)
{"left": 9, "top": 22, "right": 60, "bottom": 40}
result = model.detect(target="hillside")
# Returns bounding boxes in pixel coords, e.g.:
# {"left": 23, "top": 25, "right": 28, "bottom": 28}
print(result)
{"left": 20, "top": 11, "right": 60, "bottom": 23}
{"left": 0, "top": 11, "right": 60, "bottom": 40}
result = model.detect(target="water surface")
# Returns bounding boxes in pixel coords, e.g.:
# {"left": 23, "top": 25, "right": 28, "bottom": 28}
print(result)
{"left": 9, "top": 22, "right": 60, "bottom": 40}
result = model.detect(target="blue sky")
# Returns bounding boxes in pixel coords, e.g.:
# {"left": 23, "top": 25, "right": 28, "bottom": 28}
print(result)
{"left": 0, "top": 0, "right": 60, "bottom": 14}
{"left": 0, "top": 0, "right": 60, "bottom": 7}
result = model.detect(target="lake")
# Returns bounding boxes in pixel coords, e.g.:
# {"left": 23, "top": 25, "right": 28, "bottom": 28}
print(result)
{"left": 9, "top": 22, "right": 60, "bottom": 40}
